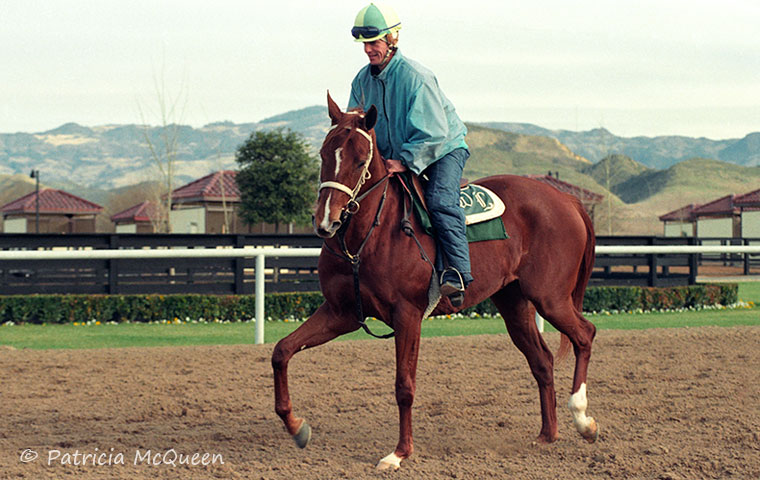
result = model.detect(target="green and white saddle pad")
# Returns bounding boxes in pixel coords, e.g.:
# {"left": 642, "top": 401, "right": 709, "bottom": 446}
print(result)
{"left": 409, "top": 179, "right": 509, "bottom": 243}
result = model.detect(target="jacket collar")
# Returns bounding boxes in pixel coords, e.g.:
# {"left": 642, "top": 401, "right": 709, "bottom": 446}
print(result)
{"left": 370, "top": 49, "right": 402, "bottom": 79}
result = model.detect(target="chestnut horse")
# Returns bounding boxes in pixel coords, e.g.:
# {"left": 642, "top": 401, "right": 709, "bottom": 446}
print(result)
{"left": 272, "top": 93, "right": 598, "bottom": 470}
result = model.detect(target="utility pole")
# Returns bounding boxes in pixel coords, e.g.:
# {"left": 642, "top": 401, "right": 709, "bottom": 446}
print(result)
{"left": 29, "top": 169, "right": 40, "bottom": 233}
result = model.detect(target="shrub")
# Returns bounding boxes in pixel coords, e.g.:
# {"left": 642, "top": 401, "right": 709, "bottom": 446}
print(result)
{"left": 0, "top": 284, "right": 740, "bottom": 325}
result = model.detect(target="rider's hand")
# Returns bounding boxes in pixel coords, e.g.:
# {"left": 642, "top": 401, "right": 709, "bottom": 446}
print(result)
{"left": 385, "top": 158, "right": 407, "bottom": 173}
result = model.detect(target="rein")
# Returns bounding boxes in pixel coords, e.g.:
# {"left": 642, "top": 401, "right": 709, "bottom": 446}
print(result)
{"left": 320, "top": 124, "right": 395, "bottom": 339}
{"left": 320, "top": 125, "right": 435, "bottom": 339}
{"left": 323, "top": 173, "right": 394, "bottom": 339}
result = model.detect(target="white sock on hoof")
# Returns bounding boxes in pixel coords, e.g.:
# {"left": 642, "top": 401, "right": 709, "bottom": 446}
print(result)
{"left": 568, "top": 383, "right": 595, "bottom": 433}
{"left": 376, "top": 452, "right": 402, "bottom": 469}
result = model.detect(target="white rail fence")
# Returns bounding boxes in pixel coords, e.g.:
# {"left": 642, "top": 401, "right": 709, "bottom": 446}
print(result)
{"left": 1, "top": 245, "right": 759, "bottom": 343}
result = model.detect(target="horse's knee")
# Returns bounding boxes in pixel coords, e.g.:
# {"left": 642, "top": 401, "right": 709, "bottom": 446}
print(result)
{"left": 271, "top": 339, "right": 292, "bottom": 371}
{"left": 395, "top": 378, "right": 415, "bottom": 408}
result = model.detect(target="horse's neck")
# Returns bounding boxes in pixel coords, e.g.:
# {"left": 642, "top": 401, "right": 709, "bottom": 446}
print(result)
{"left": 333, "top": 160, "right": 395, "bottom": 252}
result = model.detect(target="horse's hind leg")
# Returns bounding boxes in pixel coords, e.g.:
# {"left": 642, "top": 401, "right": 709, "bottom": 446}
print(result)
{"left": 491, "top": 282, "right": 558, "bottom": 443}
{"left": 272, "top": 303, "right": 358, "bottom": 448}
{"left": 532, "top": 295, "right": 598, "bottom": 443}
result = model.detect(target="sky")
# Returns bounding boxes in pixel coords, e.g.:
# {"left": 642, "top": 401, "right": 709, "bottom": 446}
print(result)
{"left": 2, "top": 0, "right": 759, "bottom": 139}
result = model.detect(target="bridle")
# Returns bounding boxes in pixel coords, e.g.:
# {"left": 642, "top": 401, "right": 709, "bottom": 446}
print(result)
{"left": 318, "top": 122, "right": 394, "bottom": 339}
{"left": 317, "top": 120, "right": 436, "bottom": 339}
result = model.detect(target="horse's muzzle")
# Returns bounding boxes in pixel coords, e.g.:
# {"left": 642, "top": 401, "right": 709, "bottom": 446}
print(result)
{"left": 313, "top": 215, "right": 341, "bottom": 239}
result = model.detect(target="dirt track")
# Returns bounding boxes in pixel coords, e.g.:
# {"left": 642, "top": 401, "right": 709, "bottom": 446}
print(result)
{"left": 2, "top": 326, "right": 759, "bottom": 479}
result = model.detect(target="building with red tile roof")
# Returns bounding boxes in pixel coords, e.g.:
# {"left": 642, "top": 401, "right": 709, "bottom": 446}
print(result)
{"left": 735, "top": 189, "right": 760, "bottom": 238}
{"left": 735, "top": 188, "right": 760, "bottom": 208}
{"left": 658, "top": 188, "right": 760, "bottom": 238}
{"left": 172, "top": 170, "right": 241, "bottom": 203}
{"left": 111, "top": 201, "right": 160, "bottom": 233}
{"left": 1, "top": 188, "right": 103, "bottom": 233}
{"left": 662, "top": 195, "right": 741, "bottom": 238}
{"left": 113, "top": 171, "right": 312, "bottom": 234}
{"left": 658, "top": 204, "right": 700, "bottom": 237}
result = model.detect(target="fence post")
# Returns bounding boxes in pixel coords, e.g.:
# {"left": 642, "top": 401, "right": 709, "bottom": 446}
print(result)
{"left": 255, "top": 253, "right": 265, "bottom": 344}
{"left": 235, "top": 235, "right": 245, "bottom": 294}
{"left": 689, "top": 237, "right": 698, "bottom": 284}
{"left": 108, "top": 235, "right": 119, "bottom": 294}
{"left": 745, "top": 238, "right": 751, "bottom": 275}
{"left": 648, "top": 238, "right": 658, "bottom": 287}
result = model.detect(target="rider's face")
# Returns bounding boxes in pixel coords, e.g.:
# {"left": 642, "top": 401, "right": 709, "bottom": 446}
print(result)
{"left": 363, "top": 39, "right": 389, "bottom": 66}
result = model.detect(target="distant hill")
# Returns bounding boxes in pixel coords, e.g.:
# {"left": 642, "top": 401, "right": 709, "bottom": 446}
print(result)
{"left": 3, "top": 106, "right": 760, "bottom": 235}
{"left": 0, "top": 107, "right": 332, "bottom": 192}
{"left": 463, "top": 125, "right": 604, "bottom": 197}
{"left": 582, "top": 154, "right": 655, "bottom": 203}
{"left": 0, "top": 174, "right": 37, "bottom": 208}
{"left": 481, "top": 122, "right": 759, "bottom": 168}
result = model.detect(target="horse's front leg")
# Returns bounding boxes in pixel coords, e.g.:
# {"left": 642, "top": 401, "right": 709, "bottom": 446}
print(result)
{"left": 272, "top": 303, "right": 357, "bottom": 448}
{"left": 376, "top": 314, "right": 422, "bottom": 470}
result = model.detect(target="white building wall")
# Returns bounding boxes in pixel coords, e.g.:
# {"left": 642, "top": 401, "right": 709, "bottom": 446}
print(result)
{"left": 664, "top": 222, "right": 693, "bottom": 237}
{"left": 742, "top": 211, "right": 760, "bottom": 238}
{"left": 115, "top": 224, "right": 137, "bottom": 234}
{"left": 3, "top": 218, "right": 27, "bottom": 233}
{"left": 696, "top": 217, "right": 733, "bottom": 238}
{"left": 170, "top": 207, "right": 205, "bottom": 234}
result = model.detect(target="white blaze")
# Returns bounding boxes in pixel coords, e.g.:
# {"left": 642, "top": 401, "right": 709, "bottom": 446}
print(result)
{"left": 334, "top": 147, "right": 343, "bottom": 177}
{"left": 319, "top": 192, "right": 333, "bottom": 232}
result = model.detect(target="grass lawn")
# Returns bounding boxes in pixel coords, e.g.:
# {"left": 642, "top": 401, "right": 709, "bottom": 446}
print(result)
{"left": 1, "top": 283, "right": 758, "bottom": 350}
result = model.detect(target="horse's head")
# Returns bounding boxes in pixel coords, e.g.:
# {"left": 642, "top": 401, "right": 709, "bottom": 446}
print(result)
{"left": 314, "top": 92, "right": 381, "bottom": 238}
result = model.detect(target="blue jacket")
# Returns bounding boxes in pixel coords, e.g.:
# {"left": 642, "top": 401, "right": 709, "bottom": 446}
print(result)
{"left": 348, "top": 50, "right": 467, "bottom": 175}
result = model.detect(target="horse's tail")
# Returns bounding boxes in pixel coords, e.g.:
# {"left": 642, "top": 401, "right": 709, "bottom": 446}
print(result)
{"left": 557, "top": 197, "right": 596, "bottom": 363}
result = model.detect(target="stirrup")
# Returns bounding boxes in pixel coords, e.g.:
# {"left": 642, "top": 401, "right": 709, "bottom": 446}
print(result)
{"left": 439, "top": 268, "right": 465, "bottom": 307}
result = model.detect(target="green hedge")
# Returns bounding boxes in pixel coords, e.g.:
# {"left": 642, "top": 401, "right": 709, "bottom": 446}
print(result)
{"left": 581, "top": 284, "right": 738, "bottom": 313}
{"left": 0, "top": 284, "right": 739, "bottom": 325}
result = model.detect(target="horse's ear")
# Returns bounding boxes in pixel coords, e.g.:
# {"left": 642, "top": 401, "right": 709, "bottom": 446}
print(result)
{"left": 363, "top": 105, "right": 377, "bottom": 131}
{"left": 327, "top": 91, "right": 342, "bottom": 125}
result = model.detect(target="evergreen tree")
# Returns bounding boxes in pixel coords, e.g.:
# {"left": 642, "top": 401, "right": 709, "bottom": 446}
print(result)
{"left": 235, "top": 129, "right": 318, "bottom": 232}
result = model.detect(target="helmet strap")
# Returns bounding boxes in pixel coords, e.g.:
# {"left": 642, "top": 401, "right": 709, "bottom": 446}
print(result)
{"left": 380, "top": 33, "right": 398, "bottom": 65}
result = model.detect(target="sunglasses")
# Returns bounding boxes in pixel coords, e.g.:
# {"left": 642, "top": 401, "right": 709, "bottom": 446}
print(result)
{"left": 351, "top": 23, "right": 399, "bottom": 40}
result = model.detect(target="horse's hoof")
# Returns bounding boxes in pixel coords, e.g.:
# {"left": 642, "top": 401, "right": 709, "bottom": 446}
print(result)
{"left": 376, "top": 452, "right": 402, "bottom": 470}
{"left": 536, "top": 432, "right": 558, "bottom": 444}
{"left": 292, "top": 421, "right": 311, "bottom": 449}
{"left": 581, "top": 418, "right": 599, "bottom": 443}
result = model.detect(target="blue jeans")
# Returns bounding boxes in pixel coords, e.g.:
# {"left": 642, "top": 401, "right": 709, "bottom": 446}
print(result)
{"left": 423, "top": 148, "right": 473, "bottom": 285}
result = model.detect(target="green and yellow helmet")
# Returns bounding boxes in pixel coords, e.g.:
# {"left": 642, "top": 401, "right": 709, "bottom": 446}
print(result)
{"left": 351, "top": 3, "right": 401, "bottom": 43}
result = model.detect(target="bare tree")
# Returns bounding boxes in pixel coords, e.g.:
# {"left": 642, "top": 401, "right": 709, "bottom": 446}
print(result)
{"left": 137, "top": 65, "right": 188, "bottom": 233}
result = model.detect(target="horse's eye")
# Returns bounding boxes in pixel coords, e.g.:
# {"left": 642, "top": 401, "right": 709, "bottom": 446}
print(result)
{"left": 356, "top": 161, "right": 367, "bottom": 170}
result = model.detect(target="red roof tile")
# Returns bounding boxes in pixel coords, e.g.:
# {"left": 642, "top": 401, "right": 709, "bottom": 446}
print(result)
{"left": 526, "top": 174, "right": 604, "bottom": 203}
{"left": 1, "top": 188, "right": 103, "bottom": 214}
{"left": 111, "top": 201, "right": 159, "bottom": 222}
{"left": 692, "top": 195, "right": 738, "bottom": 216}
{"left": 172, "top": 170, "right": 240, "bottom": 202}
{"left": 659, "top": 203, "right": 700, "bottom": 222}
{"left": 735, "top": 188, "right": 760, "bottom": 207}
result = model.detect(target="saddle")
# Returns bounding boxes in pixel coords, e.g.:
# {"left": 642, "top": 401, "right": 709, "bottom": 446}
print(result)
{"left": 398, "top": 172, "right": 508, "bottom": 243}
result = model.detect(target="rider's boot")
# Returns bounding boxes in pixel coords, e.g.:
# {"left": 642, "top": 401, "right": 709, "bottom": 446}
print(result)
{"left": 439, "top": 267, "right": 468, "bottom": 307}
